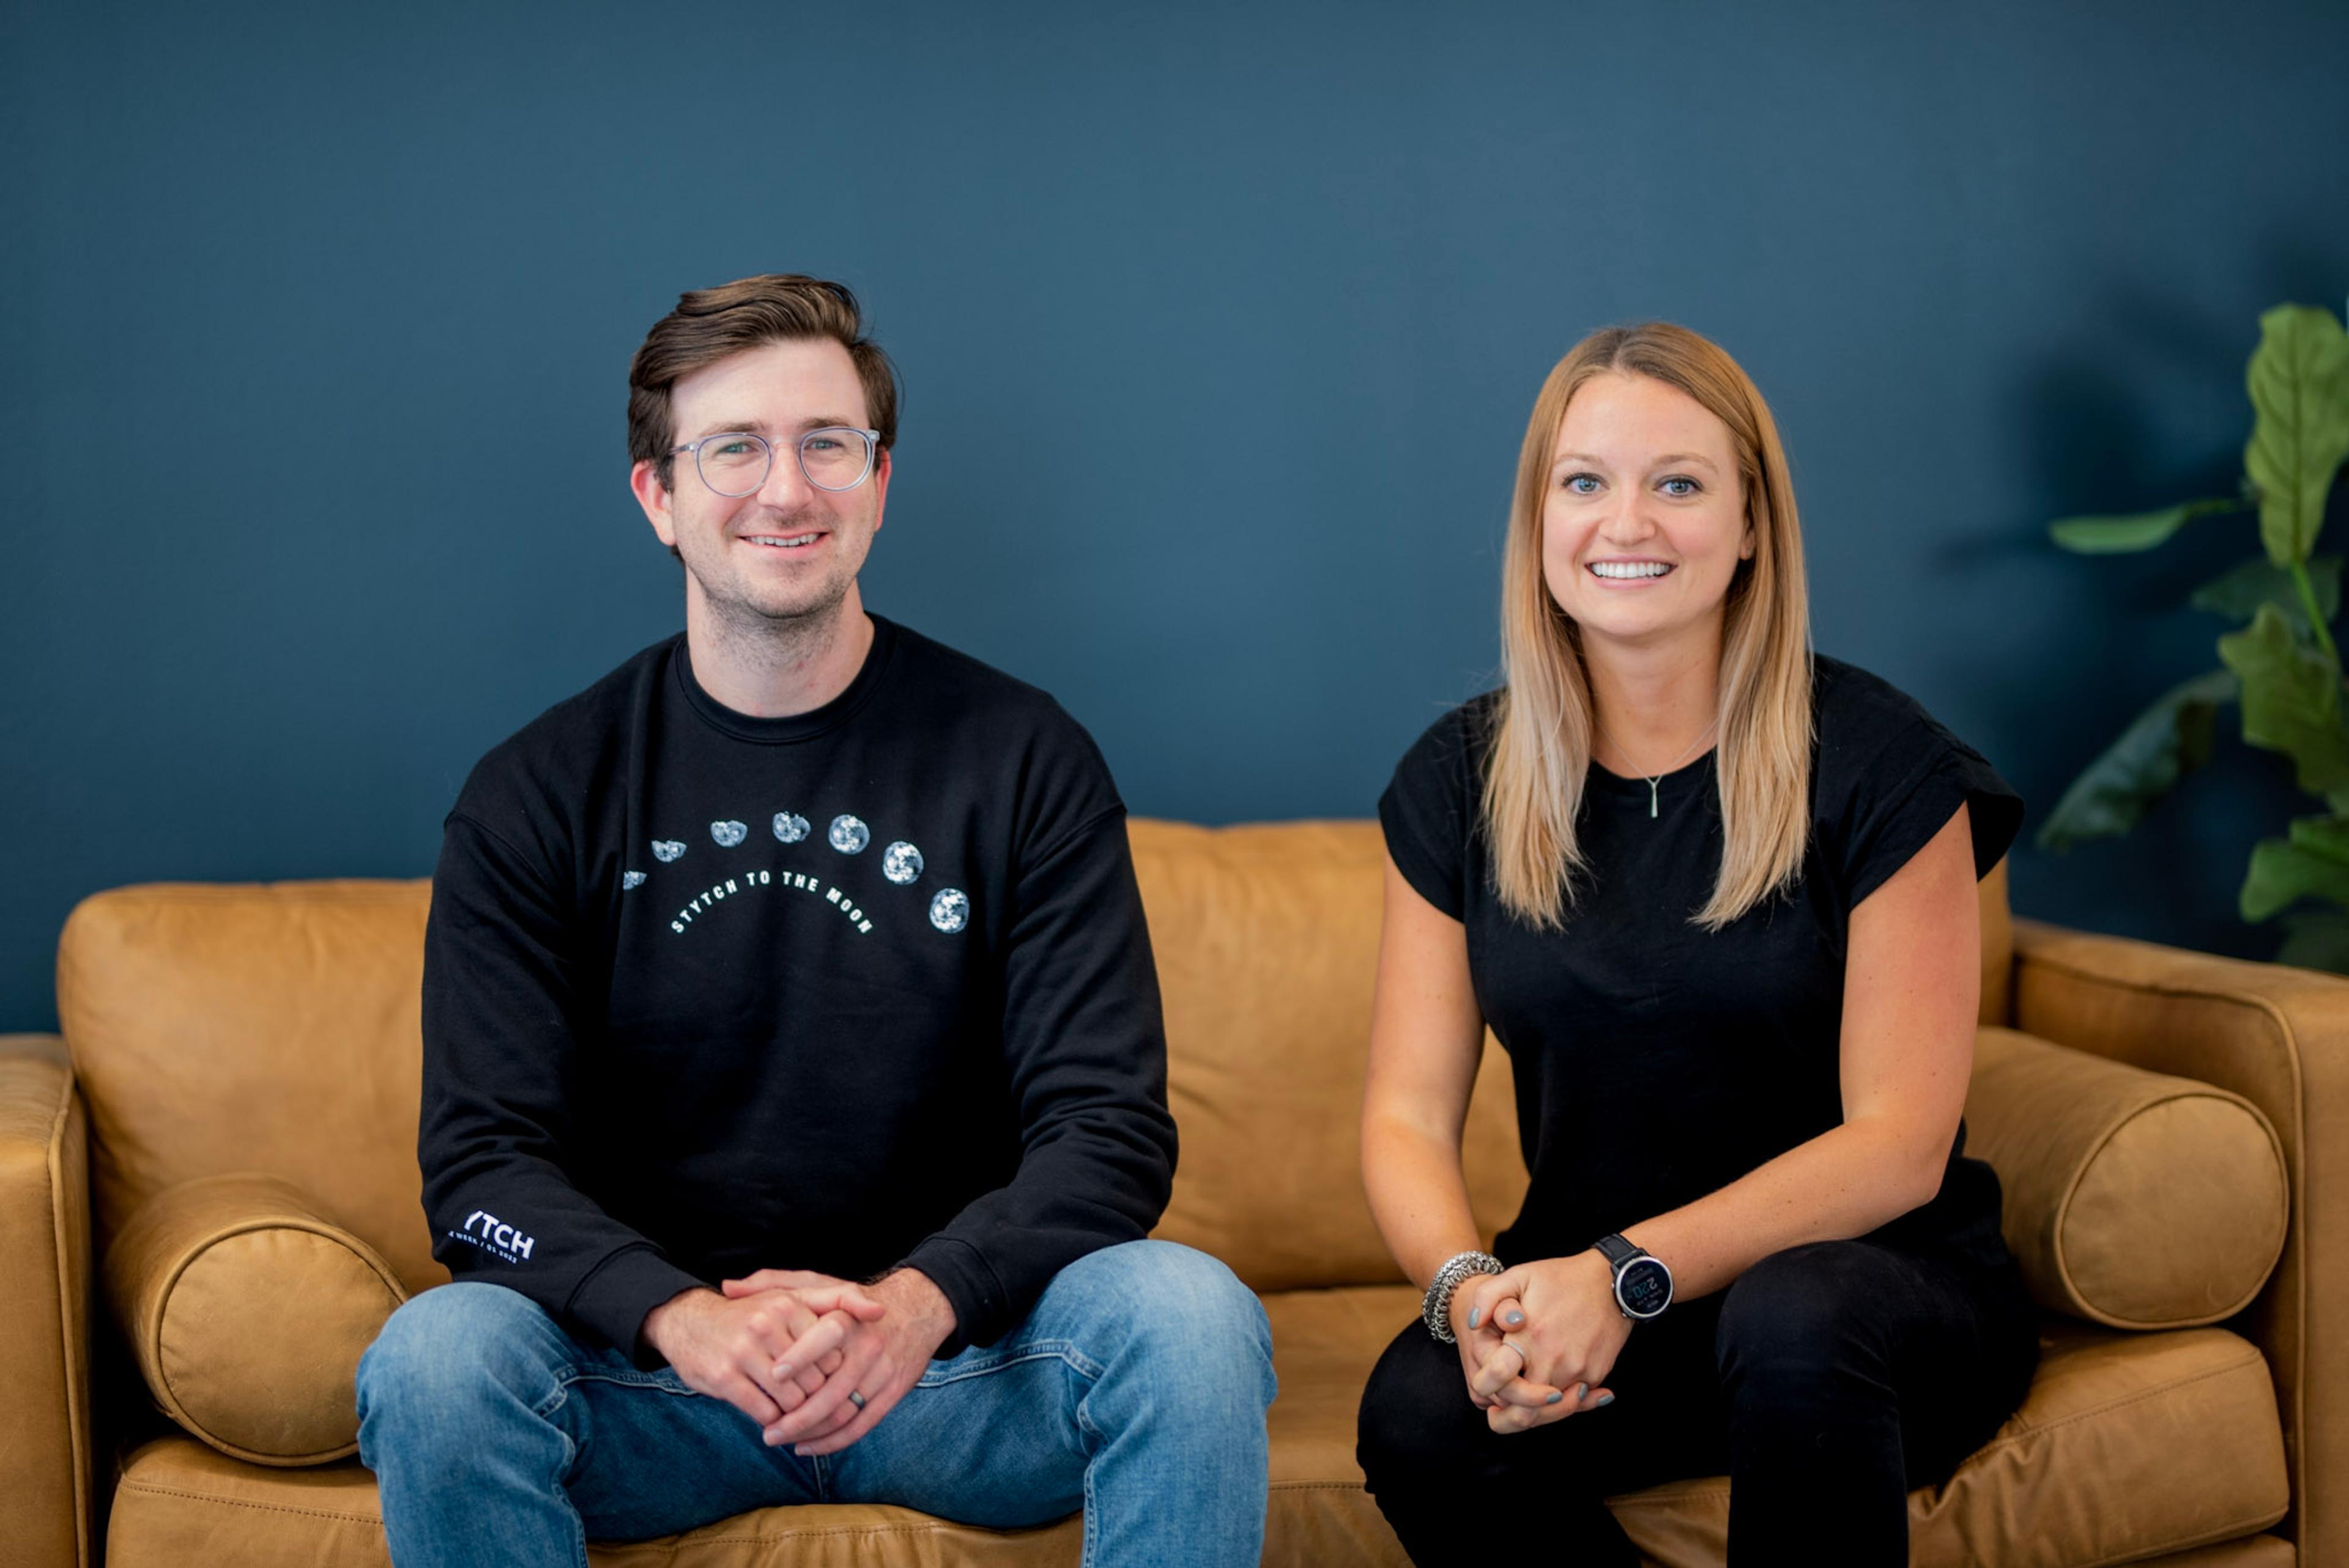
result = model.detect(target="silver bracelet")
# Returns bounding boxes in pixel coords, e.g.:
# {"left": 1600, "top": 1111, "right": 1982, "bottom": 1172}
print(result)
{"left": 1422, "top": 1249, "right": 1504, "bottom": 1343}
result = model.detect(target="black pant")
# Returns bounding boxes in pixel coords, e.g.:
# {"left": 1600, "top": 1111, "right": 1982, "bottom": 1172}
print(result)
{"left": 1356, "top": 1239, "right": 2039, "bottom": 1566}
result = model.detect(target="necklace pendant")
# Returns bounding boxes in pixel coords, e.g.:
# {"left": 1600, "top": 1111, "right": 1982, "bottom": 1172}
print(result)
{"left": 1649, "top": 782, "right": 1660, "bottom": 818}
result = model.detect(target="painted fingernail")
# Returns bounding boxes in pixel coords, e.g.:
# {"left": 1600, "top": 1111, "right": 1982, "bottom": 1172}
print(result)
{"left": 1546, "top": 1391, "right": 1563, "bottom": 1404}
{"left": 1505, "top": 1310, "right": 1524, "bottom": 1326}
{"left": 1595, "top": 1393, "right": 1616, "bottom": 1407}
{"left": 1467, "top": 1307, "right": 1480, "bottom": 1329}
{"left": 1575, "top": 1383, "right": 1587, "bottom": 1400}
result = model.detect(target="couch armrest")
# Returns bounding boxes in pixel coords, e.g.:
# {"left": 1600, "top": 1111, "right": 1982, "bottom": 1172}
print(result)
{"left": 2011, "top": 919, "right": 2349, "bottom": 1563}
{"left": 0, "top": 1035, "right": 93, "bottom": 1568}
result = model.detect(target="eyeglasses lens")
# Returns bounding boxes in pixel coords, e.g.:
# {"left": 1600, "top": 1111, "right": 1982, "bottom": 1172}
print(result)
{"left": 798, "top": 430, "right": 873, "bottom": 491}
{"left": 697, "top": 436, "right": 772, "bottom": 497}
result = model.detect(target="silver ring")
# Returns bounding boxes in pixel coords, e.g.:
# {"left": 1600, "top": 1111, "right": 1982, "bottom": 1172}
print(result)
{"left": 847, "top": 1390, "right": 867, "bottom": 1410}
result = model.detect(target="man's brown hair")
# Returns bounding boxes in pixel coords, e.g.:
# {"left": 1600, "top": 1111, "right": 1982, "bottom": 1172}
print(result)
{"left": 627, "top": 273, "right": 900, "bottom": 489}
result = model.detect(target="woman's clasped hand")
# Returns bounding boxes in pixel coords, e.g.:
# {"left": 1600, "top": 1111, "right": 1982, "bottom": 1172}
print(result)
{"left": 1451, "top": 1252, "right": 1624, "bottom": 1432}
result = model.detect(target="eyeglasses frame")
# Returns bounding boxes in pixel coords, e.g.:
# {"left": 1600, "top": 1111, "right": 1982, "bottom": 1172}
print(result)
{"left": 666, "top": 426, "right": 884, "bottom": 497}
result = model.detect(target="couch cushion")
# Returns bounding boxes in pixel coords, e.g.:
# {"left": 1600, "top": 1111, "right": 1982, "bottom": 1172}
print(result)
{"left": 1965, "top": 1027, "right": 2290, "bottom": 1328}
{"left": 105, "top": 1287, "right": 2288, "bottom": 1568}
{"left": 104, "top": 1173, "right": 406, "bottom": 1465}
{"left": 1130, "top": 820, "right": 1528, "bottom": 1292}
{"left": 58, "top": 880, "right": 445, "bottom": 1295}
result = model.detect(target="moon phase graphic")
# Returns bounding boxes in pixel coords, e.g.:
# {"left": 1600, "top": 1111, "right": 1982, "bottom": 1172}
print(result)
{"left": 772, "top": 812, "right": 810, "bottom": 844}
{"left": 622, "top": 870, "right": 647, "bottom": 890}
{"left": 829, "top": 815, "right": 870, "bottom": 853}
{"left": 651, "top": 840, "right": 686, "bottom": 863}
{"left": 710, "top": 820, "right": 748, "bottom": 847}
{"left": 883, "top": 841, "right": 924, "bottom": 883}
{"left": 929, "top": 888, "right": 970, "bottom": 933}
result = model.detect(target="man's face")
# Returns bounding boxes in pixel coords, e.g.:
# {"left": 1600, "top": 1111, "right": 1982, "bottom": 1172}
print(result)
{"left": 630, "top": 337, "right": 889, "bottom": 630}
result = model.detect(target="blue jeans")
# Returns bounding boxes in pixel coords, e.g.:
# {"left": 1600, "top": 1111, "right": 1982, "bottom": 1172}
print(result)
{"left": 356, "top": 1240, "right": 1275, "bottom": 1568}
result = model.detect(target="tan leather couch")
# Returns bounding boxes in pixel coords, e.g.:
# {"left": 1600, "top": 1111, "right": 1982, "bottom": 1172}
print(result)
{"left": 4, "top": 819, "right": 2338, "bottom": 1567}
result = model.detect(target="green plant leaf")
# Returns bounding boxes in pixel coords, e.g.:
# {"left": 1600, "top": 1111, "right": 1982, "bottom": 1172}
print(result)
{"left": 2241, "top": 816, "right": 2349, "bottom": 921}
{"left": 2049, "top": 498, "right": 2238, "bottom": 554}
{"left": 2191, "top": 555, "right": 2343, "bottom": 628}
{"left": 2217, "top": 603, "right": 2349, "bottom": 793}
{"left": 2277, "top": 907, "right": 2349, "bottom": 973}
{"left": 2244, "top": 303, "right": 2349, "bottom": 567}
{"left": 2036, "top": 669, "right": 2236, "bottom": 850}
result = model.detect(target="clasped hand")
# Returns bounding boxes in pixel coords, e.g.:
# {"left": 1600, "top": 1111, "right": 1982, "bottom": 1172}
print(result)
{"left": 1451, "top": 1251, "right": 1628, "bottom": 1434}
{"left": 646, "top": 1268, "right": 950, "bottom": 1457}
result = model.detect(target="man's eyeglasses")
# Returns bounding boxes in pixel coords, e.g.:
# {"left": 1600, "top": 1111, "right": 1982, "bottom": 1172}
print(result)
{"left": 668, "top": 427, "right": 881, "bottom": 497}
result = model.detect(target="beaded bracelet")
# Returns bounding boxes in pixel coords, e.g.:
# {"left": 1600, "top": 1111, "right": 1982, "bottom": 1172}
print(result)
{"left": 1422, "top": 1249, "right": 1504, "bottom": 1343}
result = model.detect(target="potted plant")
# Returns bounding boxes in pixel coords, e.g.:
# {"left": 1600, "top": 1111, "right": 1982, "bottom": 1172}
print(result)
{"left": 2041, "top": 302, "right": 2349, "bottom": 969}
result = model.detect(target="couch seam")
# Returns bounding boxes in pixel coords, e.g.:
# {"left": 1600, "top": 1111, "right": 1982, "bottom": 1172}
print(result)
{"left": 73, "top": 880, "right": 428, "bottom": 907}
{"left": 2065, "top": 1507, "right": 2296, "bottom": 1568}
{"left": 43, "top": 1055, "right": 92, "bottom": 1568}
{"left": 1978, "top": 1347, "right": 2268, "bottom": 1447}
{"left": 108, "top": 1477, "right": 1379, "bottom": 1521}
{"left": 615, "top": 1521, "right": 1058, "bottom": 1545}
{"left": 111, "top": 1480, "right": 387, "bottom": 1528}
{"left": 109, "top": 1478, "right": 2289, "bottom": 1564}
{"left": 2014, "top": 943, "right": 2313, "bottom": 1533}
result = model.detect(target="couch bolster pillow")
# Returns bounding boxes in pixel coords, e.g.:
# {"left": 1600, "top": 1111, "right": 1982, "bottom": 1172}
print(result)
{"left": 102, "top": 1172, "right": 406, "bottom": 1465}
{"left": 1964, "top": 1027, "right": 2288, "bottom": 1329}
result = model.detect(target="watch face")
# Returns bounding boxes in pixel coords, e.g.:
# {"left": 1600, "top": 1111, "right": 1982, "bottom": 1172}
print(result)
{"left": 1617, "top": 1257, "right": 1672, "bottom": 1318}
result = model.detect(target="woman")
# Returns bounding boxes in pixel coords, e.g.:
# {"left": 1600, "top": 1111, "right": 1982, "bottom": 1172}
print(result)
{"left": 1354, "top": 322, "right": 2038, "bottom": 1566}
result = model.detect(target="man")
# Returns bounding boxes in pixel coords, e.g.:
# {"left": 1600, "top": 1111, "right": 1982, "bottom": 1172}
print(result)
{"left": 355, "top": 274, "right": 1274, "bottom": 1567}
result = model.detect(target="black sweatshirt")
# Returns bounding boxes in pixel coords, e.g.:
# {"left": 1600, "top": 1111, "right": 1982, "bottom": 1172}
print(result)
{"left": 419, "top": 616, "right": 1176, "bottom": 1364}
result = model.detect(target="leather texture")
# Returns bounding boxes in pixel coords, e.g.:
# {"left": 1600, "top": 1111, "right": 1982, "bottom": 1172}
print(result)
{"left": 1966, "top": 1025, "right": 2289, "bottom": 1327}
{"left": 31, "top": 831, "right": 2326, "bottom": 1567}
{"left": 103, "top": 1172, "right": 409, "bottom": 1465}
{"left": 1131, "top": 820, "right": 1526, "bottom": 1291}
{"left": 0, "top": 1035, "right": 92, "bottom": 1568}
{"left": 56, "top": 880, "right": 448, "bottom": 1298}
{"left": 100, "top": 1285, "right": 2288, "bottom": 1568}
{"left": 2015, "top": 919, "right": 2346, "bottom": 1567}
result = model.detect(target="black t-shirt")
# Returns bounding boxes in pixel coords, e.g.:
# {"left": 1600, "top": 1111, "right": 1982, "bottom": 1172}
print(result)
{"left": 420, "top": 615, "right": 1177, "bottom": 1364}
{"left": 1378, "top": 655, "right": 2025, "bottom": 1271}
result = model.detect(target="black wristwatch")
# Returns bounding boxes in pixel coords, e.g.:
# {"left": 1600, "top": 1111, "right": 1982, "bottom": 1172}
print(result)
{"left": 1595, "top": 1233, "right": 1673, "bottom": 1321}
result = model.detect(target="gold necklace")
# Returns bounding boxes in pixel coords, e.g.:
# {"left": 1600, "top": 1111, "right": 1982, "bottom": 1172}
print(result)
{"left": 1594, "top": 716, "right": 1720, "bottom": 819}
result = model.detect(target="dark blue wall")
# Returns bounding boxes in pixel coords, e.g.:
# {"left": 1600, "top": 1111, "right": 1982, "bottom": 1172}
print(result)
{"left": 7, "top": 1, "right": 2349, "bottom": 1031}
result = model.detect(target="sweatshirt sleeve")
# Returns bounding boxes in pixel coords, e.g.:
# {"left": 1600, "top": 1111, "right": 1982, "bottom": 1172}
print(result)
{"left": 421, "top": 811, "right": 707, "bottom": 1365}
{"left": 897, "top": 806, "right": 1178, "bottom": 1352}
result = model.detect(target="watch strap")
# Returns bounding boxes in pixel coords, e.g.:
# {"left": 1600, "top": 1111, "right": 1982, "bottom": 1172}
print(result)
{"left": 1595, "top": 1233, "right": 1644, "bottom": 1269}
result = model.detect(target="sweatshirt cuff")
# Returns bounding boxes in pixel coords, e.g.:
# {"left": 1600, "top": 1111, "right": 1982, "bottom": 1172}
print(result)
{"left": 569, "top": 1245, "right": 709, "bottom": 1369}
{"left": 900, "top": 1235, "right": 1011, "bottom": 1357}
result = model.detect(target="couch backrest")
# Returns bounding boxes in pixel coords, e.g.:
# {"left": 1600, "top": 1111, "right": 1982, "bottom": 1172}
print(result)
{"left": 59, "top": 880, "right": 445, "bottom": 1294}
{"left": 55, "top": 822, "right": 2017, "bottom": 1298}
{"left": 1134, "top": 821, "right": 1528, "bottom": 1290}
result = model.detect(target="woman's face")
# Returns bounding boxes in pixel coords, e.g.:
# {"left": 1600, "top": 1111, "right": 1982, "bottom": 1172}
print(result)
{"left": 1539, "top": 371, "right": 1753, "bottom": 658}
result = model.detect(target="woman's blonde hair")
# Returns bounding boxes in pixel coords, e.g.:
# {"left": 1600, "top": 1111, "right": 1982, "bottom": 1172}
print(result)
{"left": 1480, "top": 322, "right": 1813, "bottom": 929}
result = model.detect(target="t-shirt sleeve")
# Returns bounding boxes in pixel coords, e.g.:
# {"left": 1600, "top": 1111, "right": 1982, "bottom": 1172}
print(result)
{"left": 1830, "top": 702, "right": 2025, "bottom": 910}
{"left": 1378, "top": 704, "right": 1483, "bottom": 921}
